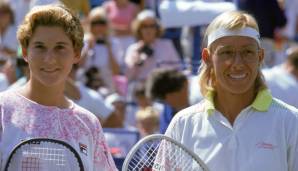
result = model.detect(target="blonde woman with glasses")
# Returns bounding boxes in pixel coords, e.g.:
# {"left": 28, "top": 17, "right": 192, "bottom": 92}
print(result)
{"left": 165, "top": 11, "right": 298, "bottom": 171}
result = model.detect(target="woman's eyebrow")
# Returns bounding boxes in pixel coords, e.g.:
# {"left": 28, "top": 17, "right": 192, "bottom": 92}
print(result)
{"left": 31, "top": 41, "right": 71, "bottom": 47}
{"left": 32, "top": 41, "right": 44, "bottom": 45}
{"left": 56, "top": 41, "right": 70, "bottom": 45}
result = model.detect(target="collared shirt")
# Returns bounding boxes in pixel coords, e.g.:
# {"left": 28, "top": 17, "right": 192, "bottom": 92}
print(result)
{"left": 165, "top": 89, "right": 298, "bottom": 171}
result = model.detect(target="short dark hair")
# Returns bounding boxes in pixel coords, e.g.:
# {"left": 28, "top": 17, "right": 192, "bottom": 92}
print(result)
{"left": 287, "top": 46, "right": 298, "bottom": 69}
{"left": 133, "top": 82, "right": 146, "bottom": 98}
{"left": 0, "top": 1, "right": 14, "bottom": 24}
{"left": 146, "top": 68, "right": 187, "bottom": 100}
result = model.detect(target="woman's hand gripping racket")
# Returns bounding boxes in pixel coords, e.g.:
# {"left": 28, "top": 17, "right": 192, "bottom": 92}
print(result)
{"left": 122, "top": 134, "right": 210, "bottom": 171}
{"left": 4, "top": 138, "right": 84, "bottom": 171}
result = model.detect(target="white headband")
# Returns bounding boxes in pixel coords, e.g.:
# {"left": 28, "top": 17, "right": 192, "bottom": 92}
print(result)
{"left": 207, "top": 27, "right": 261, "bottom": 47}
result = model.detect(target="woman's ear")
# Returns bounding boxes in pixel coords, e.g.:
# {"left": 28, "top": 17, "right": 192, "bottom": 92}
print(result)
{"left": 202, "top": 48, "right": 211, "bottom": 64}
{"left": 73, "top": 50, "right": 81, "bottom": 63}
{"left": 258, "top": 48, "right": 265, "bottom": 63}
{"left": 21, "top": 47, "right": 28, "bottom": 62}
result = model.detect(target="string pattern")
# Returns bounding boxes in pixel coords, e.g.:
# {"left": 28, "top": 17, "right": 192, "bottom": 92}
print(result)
{"left": 5, "top": 140, "right": 83, "bottom": 171}
{"left": 123, "top": 135, "right": 209, "bottom": 171}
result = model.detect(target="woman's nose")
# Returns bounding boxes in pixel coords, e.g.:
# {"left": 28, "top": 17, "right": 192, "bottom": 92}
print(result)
{"left": 233, "top": 51, "right": 244, "bottom": 64}
{"left": 44, "top": 50, "right": 56, "bottom": 63}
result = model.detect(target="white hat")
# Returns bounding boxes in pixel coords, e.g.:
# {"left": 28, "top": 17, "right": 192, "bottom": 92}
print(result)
{"left": 137, "top": 9, "right": 156, "bottom": 21}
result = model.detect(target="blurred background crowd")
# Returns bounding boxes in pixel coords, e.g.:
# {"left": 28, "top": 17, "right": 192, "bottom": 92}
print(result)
{"left": 1, "top": 0, "right": 298, "bottom": 168}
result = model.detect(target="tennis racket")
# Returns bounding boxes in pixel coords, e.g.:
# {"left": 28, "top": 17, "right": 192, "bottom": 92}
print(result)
{"left": 4, "top": 138, "right": 84, "bottom": 171}
{"left": 122, "top": 134, "right": 209, "bottom": 171}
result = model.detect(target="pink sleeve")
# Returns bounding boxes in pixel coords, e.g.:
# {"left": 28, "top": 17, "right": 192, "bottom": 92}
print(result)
{"left": 93, "top": 122, "right": 117, "bottom": 171}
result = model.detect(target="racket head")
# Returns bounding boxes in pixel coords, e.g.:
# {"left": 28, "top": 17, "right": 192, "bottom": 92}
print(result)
{"left": 4, "top": 138, "right": 84, "bottom": 171}
{"left": 122, "top": 134, "right": 210, "bottom": 171}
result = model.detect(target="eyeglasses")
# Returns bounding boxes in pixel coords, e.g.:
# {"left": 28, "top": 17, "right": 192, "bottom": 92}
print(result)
{"left": 91, "top": 20, "right": 107, "bottom": 26}
{"left": 141, "top": 24, "right": 158, "bottom": 29}
{"left": 215, "top": 46, "right": 260, "bottom": 63}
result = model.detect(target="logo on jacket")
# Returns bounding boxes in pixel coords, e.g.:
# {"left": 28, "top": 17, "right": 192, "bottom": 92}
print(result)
{"left": 256, "top": 142, "right": 276, "bottom": 150}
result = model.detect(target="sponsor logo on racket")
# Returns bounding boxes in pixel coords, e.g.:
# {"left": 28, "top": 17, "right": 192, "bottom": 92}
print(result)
{"left": 79, "top": 143, "right": 88, "bottom": 156}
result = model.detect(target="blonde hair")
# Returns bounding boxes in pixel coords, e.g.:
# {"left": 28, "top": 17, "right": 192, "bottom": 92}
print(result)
{"left": 17, "top": 4, "right": 84, "bottom": 51}
{"left": 136, "top": 106, "right": 159, "bottom": 125}
{"left": 198, "top": 11, "right": 267, "bottom": 96}
{"left": 131, "top": 10, "right": 164, "bottom": 40}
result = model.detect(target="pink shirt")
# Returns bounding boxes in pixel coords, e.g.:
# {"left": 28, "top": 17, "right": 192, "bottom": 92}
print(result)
{"left": 0, "top": 90, "right": 117, "bottom": 171}
{"left": 104, "top": 1, "right": 138, "bottom": 31}
{"left": 125, "top": 39, "right": 182, "bottom": 81}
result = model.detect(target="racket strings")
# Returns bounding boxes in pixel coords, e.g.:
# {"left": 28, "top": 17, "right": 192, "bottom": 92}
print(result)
{"left": 156, "top": 141, "right": 198, "bottom": 171}
{"left": 170, "top": 147, "right": 195, "bottom": 170}
{"left": 21, "top": 156, "right": 40, "bottom": 171}
{"left": 125, "top": 139, "right": 206, "bottom": 171}
{"left": 6, "top": 141, "right": 82, "bottom": 171}
{"left": 139, "top": 142, "right": 160, "bottom": 169}
{"left": 22, "top": 146, "right": 66, "bottom": 165}
{"left": 163, "top": 142, "right": 204, "bottom": 171}
{"left": 129, "top": 140, "right": 160, "bottom": 170}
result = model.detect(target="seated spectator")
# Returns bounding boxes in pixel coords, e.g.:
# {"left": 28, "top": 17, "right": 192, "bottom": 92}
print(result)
{"left": 145, "top": 68, "right": 189, "bottom": 133}
{"left": 0, "top": 1, "right": 18, "bottom": 59}
{"left": 125, "top": 9, "right": 182, "bottom": 82}
{"left": 81, "top": 6, "right": 122, "bottom": 94}
{"left": 103, "top": 0, "right": 139, "bottom": 61}
{"left": 262, "top": 45, "right": 298, "bottom": 107}
{"left": 0, "top": 1, "right": 18, "bottom": 85}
